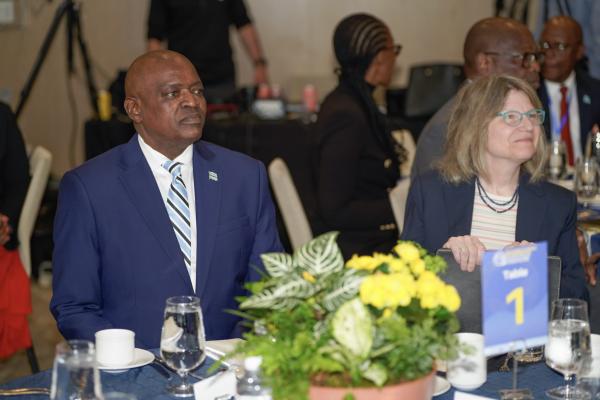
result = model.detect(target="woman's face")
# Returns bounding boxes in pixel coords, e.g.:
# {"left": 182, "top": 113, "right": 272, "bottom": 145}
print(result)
{"left": 367, "top": 31, "right": 398, "bottom": 87}
{"left": 485, "top": 89, "right": 541, "bottom": 169}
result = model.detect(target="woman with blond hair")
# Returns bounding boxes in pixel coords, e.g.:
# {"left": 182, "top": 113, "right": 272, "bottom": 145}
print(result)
{"left": 401, "top": 74, "right": 587, "bottom": 300}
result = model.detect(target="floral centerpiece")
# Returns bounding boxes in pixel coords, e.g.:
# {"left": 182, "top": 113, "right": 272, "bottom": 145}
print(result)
{"left": 230, "top": 232, "right": 462, "bottom": 400}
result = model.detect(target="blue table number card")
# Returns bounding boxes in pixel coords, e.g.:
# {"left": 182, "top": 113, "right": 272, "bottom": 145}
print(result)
{"left": 482, "top": 242, "right": 548, "bottom": 356}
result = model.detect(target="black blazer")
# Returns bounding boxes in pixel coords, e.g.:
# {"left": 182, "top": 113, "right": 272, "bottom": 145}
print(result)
{"left": 401, "top": 170, "right": 588, "bottom": 301}
{"left": 315, "top": 82, "right": 399, "bottom": 258}
{"left": 538, "top": 71, "right": 600, "bottom": 151}
{"left": 0, "top": 102, "right": 29, "bottom": 250}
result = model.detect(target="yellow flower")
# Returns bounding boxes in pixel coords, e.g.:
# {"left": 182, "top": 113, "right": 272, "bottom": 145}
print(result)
{"left": 360, "top": 273, "right": 417, "bottom": 309}
{"left": 441, "top": 285, "right": 461, "bottom": 312}
{"left": 388, "top": 258, "right": 409, "bottom": 273}
{"left": 394, "top": 242, "right": 420, "bottom": 262}
{"left": 346, "top": 255, "right": 381, "bottom": 271}
{"left": 382, "top": 308, "right": 394, "bottom": 319}
{"left": 410, "top": 259, "right": 426, "bottom": 276}
{"left": 302, "top": 271, "right": 316, "bottom": 283}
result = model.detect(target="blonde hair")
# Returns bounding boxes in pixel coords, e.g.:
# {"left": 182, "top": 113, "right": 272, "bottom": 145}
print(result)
{"left": 439, "top": 75, "right": 547, "bottom": 183}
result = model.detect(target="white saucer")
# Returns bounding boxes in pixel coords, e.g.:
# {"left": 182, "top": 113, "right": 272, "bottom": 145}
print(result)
{"left": 433, "top": 376, "right": 451, "bottom": 397}
{"left": 98, "top": 348, "right": 154, "bottom": 373}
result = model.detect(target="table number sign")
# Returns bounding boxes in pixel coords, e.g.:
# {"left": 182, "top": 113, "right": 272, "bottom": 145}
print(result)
{"left": 482, "top": 242, "right": 548, "bottom": 356}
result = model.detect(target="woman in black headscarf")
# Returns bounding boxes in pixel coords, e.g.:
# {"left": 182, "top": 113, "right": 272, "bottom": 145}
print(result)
{"left": 315, "top": 13, "right": 404, "bottom": 259}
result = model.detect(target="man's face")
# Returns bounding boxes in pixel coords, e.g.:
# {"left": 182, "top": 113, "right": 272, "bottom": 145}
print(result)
{"left": 489, "top": 30, "right": 541, "bottom": 89}
{"left": 133, "top": 56, "right": 207, "bottom": 158}
{"left": 541, "top": 22, "right": 582, "bottom": 83}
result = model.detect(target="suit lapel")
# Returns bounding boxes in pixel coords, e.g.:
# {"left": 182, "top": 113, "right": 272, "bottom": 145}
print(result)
{"left": 118, "top": 136, "right": 194, "bottom": 292}
{"left": 576, "top": 73, "right": 593, "bottom": 150}
{"left": 443, "top": 179, "right": 475, "bottom": 237}
{"left": 538, "top": 81, "right": 552, "bottom": 141}
{"left": 516, "top": 175, "right": 546, "bottom": 242}
{"left": 193, "top": 142, "right": 222, "bottom": 298}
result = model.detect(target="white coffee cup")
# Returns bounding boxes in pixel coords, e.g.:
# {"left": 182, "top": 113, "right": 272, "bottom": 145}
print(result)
{"left": 95, "top": 329, "right": 135, "bottom": 367}
{"left": 447, "top": 332, "right": 487, "bottom": 391}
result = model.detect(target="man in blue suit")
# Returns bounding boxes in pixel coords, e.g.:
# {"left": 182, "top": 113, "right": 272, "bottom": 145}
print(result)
{"left": 538, "top": 16, "right": 600, "bottom": 163}
{"left": 50, "top": 50, "right": 282, "bottom": 348}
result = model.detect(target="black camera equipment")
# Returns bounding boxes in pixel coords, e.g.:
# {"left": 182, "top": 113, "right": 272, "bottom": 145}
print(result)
{"left": 15, "top": 0, "right": 99, "bottom": 119}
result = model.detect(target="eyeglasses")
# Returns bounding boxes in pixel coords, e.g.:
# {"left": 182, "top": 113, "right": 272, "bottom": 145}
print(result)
{"left": 385, "top": 44, "right": 402, "bottom": 55}
{"left": 484, "top": 51, "right": 545, "bottom": 68}
{"left": 496, "top": 109, "right": 546, "bottom": 127}
{"left": 540, "top": 41, "right": 575, "bottom": 52}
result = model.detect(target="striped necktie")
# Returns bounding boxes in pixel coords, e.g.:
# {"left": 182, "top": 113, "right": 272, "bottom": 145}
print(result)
{"left": 162, "top": 160, "right": 192, "bottom": 272}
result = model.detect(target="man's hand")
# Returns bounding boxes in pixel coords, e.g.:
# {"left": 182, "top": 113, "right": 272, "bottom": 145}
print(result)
{"left": 0, "top": 214, "right": 11, "bottom": 245}
{"left": 443, "top": 235, "right": 486, "bottom": 272}
{"left": 576, "top": 228, "right": 598, "bottom": 286}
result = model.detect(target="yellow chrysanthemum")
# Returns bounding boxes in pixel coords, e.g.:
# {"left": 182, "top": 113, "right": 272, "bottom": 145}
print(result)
{"left": 388, "top": 258, "right": 409, "bottom": 273}
{"left": 440, "top": 285, "right": 461, "bottom": 312}
{"left": 346, "top": 255, "right": 380, "bottom": 271}
{"left": 394, "top": 242, "right": 420, "bottom": 262}
{"left": 360, "top": 273, "right": 417, "bottom": 309}
{"left": 410, "top": 258, "right": 426, "bottom": 276}
{"left": 302, "top": 271, "right": 316, "bottom": 283}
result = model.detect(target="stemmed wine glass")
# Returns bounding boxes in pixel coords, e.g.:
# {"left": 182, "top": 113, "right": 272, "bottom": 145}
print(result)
{"left": 160, "top": 296, "right": 206, "bottom": 397}
{"left": 545, "top": 298, "right": 591, "bottom": 400}
{"left": 50, "top": 340, "right": 102, "bottom": 400}
{"left": 549, "top": 139, "right": 567, "bottom": 181}
{"left": 576, "top": 158, "right": 599, "bottom": 201}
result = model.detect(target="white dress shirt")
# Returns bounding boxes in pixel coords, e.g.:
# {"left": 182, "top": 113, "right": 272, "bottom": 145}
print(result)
{"left": 138, "top": 135, "right": 198, "bottom": 292}
{"left": 545, "top": 71, "right": 582, "bottom": 159}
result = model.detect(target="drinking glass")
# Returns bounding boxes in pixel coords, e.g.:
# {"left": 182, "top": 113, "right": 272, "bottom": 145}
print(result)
{"left": 576, "top": 158, "right": 599, "bottom": 200}
{"left": 545, "top": 299, "right": 591, "bottom": 399}
{"left": 549, "top": 139, "right": 567, "bottom": 180}
{"left": 160, "top": 296, "right": 206, "bottom": 397}
{"left": 50, "top": 340, "right": 102, "bottom": 400}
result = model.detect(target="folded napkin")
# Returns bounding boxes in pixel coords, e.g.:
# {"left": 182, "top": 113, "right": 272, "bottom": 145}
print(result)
{"left": 205, "top": 339, "right": 244, "bottom": 368}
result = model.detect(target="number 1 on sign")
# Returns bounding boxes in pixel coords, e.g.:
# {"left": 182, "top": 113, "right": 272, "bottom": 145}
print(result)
{"left": 506, "top": 287, "right": 524, "bottom": 325}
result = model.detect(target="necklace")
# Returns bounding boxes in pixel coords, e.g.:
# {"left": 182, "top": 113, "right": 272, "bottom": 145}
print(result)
{"left": 475, "top": 177, "right": 519, "bottom": 214}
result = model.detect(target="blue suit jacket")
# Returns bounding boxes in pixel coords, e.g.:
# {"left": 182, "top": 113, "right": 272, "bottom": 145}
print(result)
{"left": 538, "top": 71, "right": 600, "bottom": 150}
{"left": 401, "top": 170, "right": 588, "bottom": 301}
{"left": 50, "top": 136, "right": 282, "bottom": 348}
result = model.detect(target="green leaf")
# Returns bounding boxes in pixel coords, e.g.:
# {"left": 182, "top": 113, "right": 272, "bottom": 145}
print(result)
{"left": 295, "top": 232, "right": 344, "bottom": 277}
{"left": 322, "top": 269, "right": 364, "bottom": 312}
{"left": 362, "top": 362, "right": 388, "bottom": 387}
{"left": 261, "top": 252, "right": 294, "bottom": 277}
{"left": 332, "top": 298, "right": 373, "bottom": 359}
{"left": 240, "top": 278, "right": 316, "bottom": 310}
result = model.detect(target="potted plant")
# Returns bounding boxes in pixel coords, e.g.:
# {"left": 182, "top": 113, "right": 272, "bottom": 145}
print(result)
{"left": 230, "top": 232, "right": 462, "bottom": 400}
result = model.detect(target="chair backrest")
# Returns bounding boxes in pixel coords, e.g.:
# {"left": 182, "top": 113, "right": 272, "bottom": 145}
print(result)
{"left": 436, "top": 249, "right": 561, "bottom": 333}
{"left": 268, "top": 157, "right": 313, "bottom": 251}
{"left": 389, "top": 178, "right": 411, "bottom": 234}
{"left": 391, "top": 129, "right": 416, "bottom": 178}
{"left": 18, "top": 146, "right": 52, "bottom": 276}
{"left": 404, "top": 63, "right": 464, "bottom": 118}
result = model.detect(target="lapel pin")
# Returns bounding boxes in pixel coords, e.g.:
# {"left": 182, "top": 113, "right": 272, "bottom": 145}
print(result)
{"left": 208, "top": 171, "right": 218, "bottom": 181}
{"left": 583, "top": 94, "right": 591, "bottom": 105}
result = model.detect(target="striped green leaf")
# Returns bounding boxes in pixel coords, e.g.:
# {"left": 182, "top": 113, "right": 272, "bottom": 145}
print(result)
{"left": 322, "top": 270, "right": 364, "bottom": 312}
{"left": 295, "top": 232, "right": 344, "bottom": 277}
{"left": 261, "top": 252, "right": 294, "bottom": 278}
{"left": 240, "top": 277, "right": 316, "bottom": 310}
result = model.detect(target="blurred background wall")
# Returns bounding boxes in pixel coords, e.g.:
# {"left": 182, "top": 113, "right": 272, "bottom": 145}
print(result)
{"left": 0, "top": 0, "right": 507, "bottom": 175}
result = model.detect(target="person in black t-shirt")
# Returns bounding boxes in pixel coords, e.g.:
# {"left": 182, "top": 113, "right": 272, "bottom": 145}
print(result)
{"left": 147, "top": 0, "right": 269, "bottom": 103}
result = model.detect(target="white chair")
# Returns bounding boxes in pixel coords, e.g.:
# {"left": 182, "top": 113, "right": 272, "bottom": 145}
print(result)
{"left": 389, "top": 178, "right": 411, "bottom": 234}
{"left": 18, "top": 146, "right": 52, "bottom": 277}
{"left": 268, "top": 157, "right": 313, "bottom": 251}
{"left": 392, "top": 129, "right": 416, "bottom": 178}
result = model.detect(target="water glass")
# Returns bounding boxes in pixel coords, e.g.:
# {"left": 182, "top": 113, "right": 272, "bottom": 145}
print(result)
{"left": 160, "top": 296, "right": 206, "bottom": 397}
{"left": 545, "top": 299, "right": 591, "bottom": 399}
{"left": 577, "top": 334, "right": 600, "bottom": 399}
{"left": 549, "top": 139, "right": 567, "bottom": 180}
{"left": 50, "top": 340, "right": 102, "bottom": 400}
{"left": 576, "top": 158, "right": 599, "bottom": 200}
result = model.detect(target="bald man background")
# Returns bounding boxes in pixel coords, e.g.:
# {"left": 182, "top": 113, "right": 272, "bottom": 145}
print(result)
{"left": 411, "top": 17, "right": 542, "bottom": 177}
{"left": 50, "top": 50, "right": 282, "bottom": 348}
{"left": 538, "top": 16, "right": 600, "bottom": 163}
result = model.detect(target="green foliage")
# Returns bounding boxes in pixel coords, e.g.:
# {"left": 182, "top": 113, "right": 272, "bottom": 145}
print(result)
{"left": 232, "top": 233, "right": 461, "bottom": 399}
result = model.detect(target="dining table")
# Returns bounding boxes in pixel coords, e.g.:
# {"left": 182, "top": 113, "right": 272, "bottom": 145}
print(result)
{"left": 0, "top": 355, "right": 567, "bottom": 399}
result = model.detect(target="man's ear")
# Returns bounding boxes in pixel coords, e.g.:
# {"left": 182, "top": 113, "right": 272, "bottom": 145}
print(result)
{"left": 475, "top": 52, "right": 494, "bottom": 75}
{"left": 124, "top": 97, "right": 142, "bottom": 123}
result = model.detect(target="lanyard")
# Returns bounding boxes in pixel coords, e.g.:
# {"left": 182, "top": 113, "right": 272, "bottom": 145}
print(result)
{"left": 547, "top": 86, "right": 571, "bottom": 139}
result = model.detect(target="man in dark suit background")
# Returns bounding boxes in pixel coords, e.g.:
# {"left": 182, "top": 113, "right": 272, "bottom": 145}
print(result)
{"left": 538, "top": 15, "right": 600, "bottom": 164}
{"left": 50, "top": 50, "right": 282, "bottom": 348}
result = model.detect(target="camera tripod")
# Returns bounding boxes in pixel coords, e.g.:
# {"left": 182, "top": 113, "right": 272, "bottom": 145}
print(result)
{"left": 15, "top": 0, "right": 99, "bottom": 119}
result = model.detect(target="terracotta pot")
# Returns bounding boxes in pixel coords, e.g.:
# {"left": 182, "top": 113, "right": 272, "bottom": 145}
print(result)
{"left": 308, "top": 370, "right": 435, "bottom": 400}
